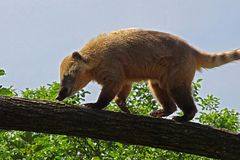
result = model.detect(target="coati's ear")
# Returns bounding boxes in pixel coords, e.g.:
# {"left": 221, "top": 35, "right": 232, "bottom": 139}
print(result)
{"left": 72, "top": 51, "right": 87, "bottom": 63}
{"left": 72, "top": 51, "right": 82, "bottom": 60}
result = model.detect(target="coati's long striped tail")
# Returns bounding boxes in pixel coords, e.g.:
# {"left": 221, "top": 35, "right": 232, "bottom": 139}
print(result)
{"left": 195, "top": 49, "right": 240, "bottom": 69}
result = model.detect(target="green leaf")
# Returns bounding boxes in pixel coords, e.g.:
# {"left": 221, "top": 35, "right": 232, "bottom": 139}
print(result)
{"left": 91, "top": 156, "right": 101, "bottom": 160}
{"left": 0, "top": 88, "right": 14, "bottom": 96}
{"left": 0, "top": 69, "right": 5, "bottom": 76}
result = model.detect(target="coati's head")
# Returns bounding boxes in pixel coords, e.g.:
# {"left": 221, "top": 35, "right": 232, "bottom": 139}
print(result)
{"left": 56, "top": 51, "right": 91, "bottom": 101}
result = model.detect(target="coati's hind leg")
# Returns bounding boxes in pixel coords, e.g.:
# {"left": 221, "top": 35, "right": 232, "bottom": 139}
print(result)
{"left": 148, "top": 80, "right": 177, "bottom": 118}
{"left": 170, "top": 84, "right": 197, "bottom": 122}
{"left": 115, "top": 83, "right": 132, "bottom": 113}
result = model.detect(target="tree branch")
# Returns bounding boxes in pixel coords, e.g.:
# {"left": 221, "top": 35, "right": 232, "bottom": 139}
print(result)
{"left": 0, "top": 96, "right": 239, "bottom": 159}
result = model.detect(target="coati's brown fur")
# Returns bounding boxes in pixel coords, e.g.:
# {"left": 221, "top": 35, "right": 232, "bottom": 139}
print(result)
{"left": 56, "top": 28, "right": 240, "bottom": 122}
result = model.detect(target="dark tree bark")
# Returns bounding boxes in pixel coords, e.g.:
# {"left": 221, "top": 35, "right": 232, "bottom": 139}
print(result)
{"left": 0, "top": 96, "right": 239, "bottom": 159}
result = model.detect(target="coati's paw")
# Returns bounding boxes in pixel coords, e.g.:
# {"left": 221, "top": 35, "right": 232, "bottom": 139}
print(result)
{"left": 150, "top": 109, "right": 171, "bottom": 118}
{"left": 116, "top": 99, "right": 126, "bottom": 107}
{"left": 119, "top": 105, "right": 131, "bottom": 114}
{"left": 172, "top": 116, "right": 189, "bottom": 122}
{"left": 172, "top": 110, "right": 196, "bottom": 122}
{"left": 115, "top": 99, "right": 131, "bottom": 114}
{"left": 82, "top": 103, "right": 99, "bottom": 109}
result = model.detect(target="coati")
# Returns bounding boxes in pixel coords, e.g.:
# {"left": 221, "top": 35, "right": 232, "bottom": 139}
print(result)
{"left": 56, "top": 28, "right": 240, "bottom": 122}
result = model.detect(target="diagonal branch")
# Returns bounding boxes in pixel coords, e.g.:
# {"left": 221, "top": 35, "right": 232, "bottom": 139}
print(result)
{"left": 0, "top": 96, "right": 239, "bottom": 159}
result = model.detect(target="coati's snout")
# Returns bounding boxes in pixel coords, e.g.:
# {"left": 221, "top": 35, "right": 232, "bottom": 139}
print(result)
{"left": 56, "top": 87, "right": 69, "bottom": 101}
{"left": 56, "top": 74, "right": 76, "bottom": 101}
{"left": 56, "top": 74, "right": 78, "bottom": 101}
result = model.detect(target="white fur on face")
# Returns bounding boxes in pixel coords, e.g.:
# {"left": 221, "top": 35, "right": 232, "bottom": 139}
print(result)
{"left": 67, "top": 63, "right": 80, "bottom": 77}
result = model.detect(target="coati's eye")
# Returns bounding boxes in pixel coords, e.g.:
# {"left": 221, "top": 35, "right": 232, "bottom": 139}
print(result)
{"left": 63, "top": 74, "right": 71, "bottom": 79}
{"left": 62, "top": 74, "right": 75, "bottom": 86}
{"left": 63, "top": 74, "right": 74, "bottom": 81}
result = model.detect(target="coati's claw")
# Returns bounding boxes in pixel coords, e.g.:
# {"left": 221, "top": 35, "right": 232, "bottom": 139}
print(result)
{"left": 116, "top": 100, "right": 126, "bottom": 107}
{"left": 150, "top": 110, "right": 171, "bottom": 118}
{"left": 172, "top": 116, "right": 189, "bottom": 122}
{"left": 82, "top": 103, "right": 99, "bottom": 109}
{"left": 116, "top": 100, "right": 131, "bottom": 114}
{"left": 120, "top": 106, "right": 131, "bottom": 114}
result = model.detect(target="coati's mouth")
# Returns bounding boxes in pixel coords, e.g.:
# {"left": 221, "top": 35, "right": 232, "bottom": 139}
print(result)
{"left": 56, "top": 86, "right": 78, "bottom": 101}
{"left": 56, "top": 87, "right": 70, "bottom": 101}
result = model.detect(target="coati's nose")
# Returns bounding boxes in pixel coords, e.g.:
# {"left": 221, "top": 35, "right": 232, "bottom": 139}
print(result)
{"left": 56, "top": 95, "right": 64, "bottom": 101}
{"left": 56, "top": 87, "right": 69, "bottom": 101}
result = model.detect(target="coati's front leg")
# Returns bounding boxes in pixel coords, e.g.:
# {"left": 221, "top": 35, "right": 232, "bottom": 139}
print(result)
{"left": 148, "top": 80, "right": 177, "bottom": 118}
{"left": 84, "top": 82, "right": 122, "bottom": 110}
{"left": 115, "top": 83, "right": 132, "bottom": 113}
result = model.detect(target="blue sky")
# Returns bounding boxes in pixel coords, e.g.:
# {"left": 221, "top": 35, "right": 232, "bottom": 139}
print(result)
{"left": 0, "top": 0, "right": 240, "bottom": 111}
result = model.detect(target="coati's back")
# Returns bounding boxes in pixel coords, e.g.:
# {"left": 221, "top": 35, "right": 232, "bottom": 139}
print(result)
{"left": 81, "top": 28, "right": 240, "bottom": 75}
{"left": 80, "top": 28, "right": 199, "bottom": 82}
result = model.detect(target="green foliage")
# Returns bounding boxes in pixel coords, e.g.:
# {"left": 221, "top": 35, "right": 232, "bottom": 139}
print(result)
{"left": 21, "top": 82, "right": 90, "bottom": 105}
{"left": 0, "top": 87, "right": 16, "bottom": 96}
{"left": 0, "top": 68, "right": 5, "bottom": 76}
{"left": 192, "top": 80, "right": 240, "bottom": 133}
{"left": 0, "top": 69, "right": 17, "bottom": 96}
{"left": 198, "top": 108, "right": 239, "bottom": 132}
{"left": 0, "top": 69, "right": 239, "bottom": 159}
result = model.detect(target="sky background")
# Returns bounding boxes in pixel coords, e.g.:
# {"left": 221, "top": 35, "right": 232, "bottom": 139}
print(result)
{"left": 0, "top": 0, "right": 240, "bottom": 111}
